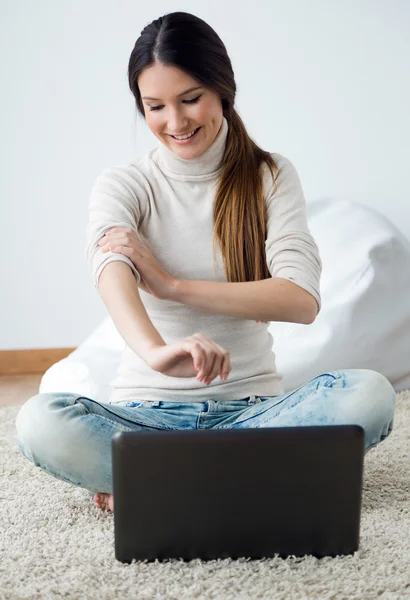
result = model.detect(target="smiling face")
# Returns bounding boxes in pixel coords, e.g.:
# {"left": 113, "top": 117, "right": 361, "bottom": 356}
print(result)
{"left": 138, "top": 62, "right": 223, "bottom": 159}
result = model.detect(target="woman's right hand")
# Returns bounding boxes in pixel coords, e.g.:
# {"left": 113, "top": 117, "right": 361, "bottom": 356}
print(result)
{"left": 144, "top": 333, "right": 232, "bottom": 386}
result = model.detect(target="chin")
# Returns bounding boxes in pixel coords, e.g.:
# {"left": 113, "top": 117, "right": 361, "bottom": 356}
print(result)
{"left": 175, "top": 146, "right": 204, "bottom": 158}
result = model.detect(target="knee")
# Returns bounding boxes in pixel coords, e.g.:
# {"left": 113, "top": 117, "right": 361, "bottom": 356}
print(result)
{"left": 15, "top": 392, "right": 80, "bottom": 455}
{"left": 357, "top": 369, "right": 396, "bottom": 425}
{"left": 16, "top": 393, "right": 49, "bottom": 441}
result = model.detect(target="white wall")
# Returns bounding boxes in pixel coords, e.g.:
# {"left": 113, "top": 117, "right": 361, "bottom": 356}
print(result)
{"left": 1, "top": 0, "right": 409, "bottom": 350}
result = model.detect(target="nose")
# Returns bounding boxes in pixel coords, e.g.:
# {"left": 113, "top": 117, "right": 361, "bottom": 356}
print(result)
{"left": 166, "top": 107, "right": 190, "bottom": 134}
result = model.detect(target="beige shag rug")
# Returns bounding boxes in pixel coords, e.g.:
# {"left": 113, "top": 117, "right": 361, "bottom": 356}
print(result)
{"left": 1, "top": 390, "right": 409, "bottom": 600}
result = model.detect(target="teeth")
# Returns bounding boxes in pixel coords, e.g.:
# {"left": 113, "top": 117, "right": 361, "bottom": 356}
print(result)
{"left": 173, "top": 128, "right": 198, "bottom": 140}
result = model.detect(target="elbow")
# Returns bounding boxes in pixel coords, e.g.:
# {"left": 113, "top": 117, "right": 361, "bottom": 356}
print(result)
{"left": 303, "top": 298, "right": 320, "bottom": 325}
{"left": 304, "top": 314, "right": 316, "bottom": 325}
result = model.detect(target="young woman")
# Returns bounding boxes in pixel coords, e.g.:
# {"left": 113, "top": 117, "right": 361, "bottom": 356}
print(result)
{"left": 16, "top": 12, "right": 396, "bottom": 512}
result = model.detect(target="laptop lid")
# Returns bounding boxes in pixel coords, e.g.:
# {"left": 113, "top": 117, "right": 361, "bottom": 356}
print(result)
{"left": 112, "top": 425, "right": 364, "bottom": 563}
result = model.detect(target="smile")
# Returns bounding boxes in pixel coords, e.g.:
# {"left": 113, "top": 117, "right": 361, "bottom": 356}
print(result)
{"left": 170, "top": 127, "right": 201, "bottom": 141}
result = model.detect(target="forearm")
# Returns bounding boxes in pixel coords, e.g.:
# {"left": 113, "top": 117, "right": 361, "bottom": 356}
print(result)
{"left": 169, "top": 277, "right": 317, "bottom": 324}
{"left": 98, "top": 261, "right": 166, "bottom": 362}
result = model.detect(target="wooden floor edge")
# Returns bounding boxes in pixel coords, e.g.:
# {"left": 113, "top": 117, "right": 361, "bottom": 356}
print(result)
{"left": 0, "top": 348, "right": 77, "bottom": 375}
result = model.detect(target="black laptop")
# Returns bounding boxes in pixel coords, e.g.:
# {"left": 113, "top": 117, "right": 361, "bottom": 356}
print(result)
{"left": 112, "top": 425, "right": 365, "bottom": 563}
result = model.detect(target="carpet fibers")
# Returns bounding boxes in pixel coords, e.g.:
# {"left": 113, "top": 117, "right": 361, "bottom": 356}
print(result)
{"left": 1, "top": 391, "right": 409, "bottom": 600}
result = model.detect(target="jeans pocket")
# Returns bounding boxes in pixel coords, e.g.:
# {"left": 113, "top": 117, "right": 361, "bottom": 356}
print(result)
{"left": 125, "top": 401, "right": 145, "bottom": 408}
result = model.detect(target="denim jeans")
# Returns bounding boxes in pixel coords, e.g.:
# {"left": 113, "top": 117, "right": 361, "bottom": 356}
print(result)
{"left": 15, "top": 369, "right": 396, "bottom": 496}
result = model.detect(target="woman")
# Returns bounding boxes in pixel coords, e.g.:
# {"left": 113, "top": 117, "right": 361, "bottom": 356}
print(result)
{"left": 15, "top": 12, "right": 396, "bottom": 513}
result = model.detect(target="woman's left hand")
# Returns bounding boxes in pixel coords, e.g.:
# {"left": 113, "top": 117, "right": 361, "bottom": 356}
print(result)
{"left": 98, "top": 227, "right": 177, "bottom": 300}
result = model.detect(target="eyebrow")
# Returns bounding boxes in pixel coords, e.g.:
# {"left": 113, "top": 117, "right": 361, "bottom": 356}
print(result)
{"left": 142, "top": 86, "right": 203, "bottom": 101}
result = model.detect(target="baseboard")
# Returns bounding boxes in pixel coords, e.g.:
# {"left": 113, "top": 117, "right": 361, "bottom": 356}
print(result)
{"left": 0, "top": 348, "right": 77, "bottom": 375}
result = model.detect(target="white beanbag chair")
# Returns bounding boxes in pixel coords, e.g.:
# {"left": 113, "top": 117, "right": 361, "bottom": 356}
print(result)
{"left": 39, "top": 199, "right": 410, "bottom": 402}
{"left": 271, "top": 198, "right": 410, "bottom": 393}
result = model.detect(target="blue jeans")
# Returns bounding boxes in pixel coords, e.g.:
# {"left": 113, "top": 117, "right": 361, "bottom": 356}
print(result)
{"left": 15, "top": 369, "right": 396, "bottom": 496}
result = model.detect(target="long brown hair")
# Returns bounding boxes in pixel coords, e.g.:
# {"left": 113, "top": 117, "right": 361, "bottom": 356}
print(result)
{"left": 127, "top": 11, "right": 279, "bottom": 282}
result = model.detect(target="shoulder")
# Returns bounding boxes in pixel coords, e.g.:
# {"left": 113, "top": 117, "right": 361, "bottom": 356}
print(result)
{"left": 263, "top": 152, "right": 300, "bottom": 179}
{"left": 261, "top": 152, "right": 302, "bottom": 195}
{"left": 92, "top": 161, "right": 150, "bottom": 203}
{"left": 270, "top": 152, "right": 297, "bottom": 170}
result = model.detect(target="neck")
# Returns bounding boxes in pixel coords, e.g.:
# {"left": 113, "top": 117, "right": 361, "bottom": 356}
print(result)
{"left": 155, "top": 116, "right": 229, "bottom": 178}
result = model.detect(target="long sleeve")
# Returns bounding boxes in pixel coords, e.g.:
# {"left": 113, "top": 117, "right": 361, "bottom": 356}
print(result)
{"left": 263, "top": 154, "right": 322, "bottom": 313}
{"left": 86, "top": 119, "right": 301, "bottom": 404}
{"left": 85, "top": 165, "right": 146, "bottom": 292}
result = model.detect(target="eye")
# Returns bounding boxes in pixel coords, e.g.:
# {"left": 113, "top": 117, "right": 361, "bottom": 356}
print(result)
{"left": 184, "top": 95, "right": 202, "bottom": 105}
{"left": 148, "top": 95, "right": 202, "bottom": 112}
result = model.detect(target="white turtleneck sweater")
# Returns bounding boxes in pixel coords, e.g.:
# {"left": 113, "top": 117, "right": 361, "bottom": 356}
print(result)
{"left": 85, "top": 116, "right": 322, "bottom": 404}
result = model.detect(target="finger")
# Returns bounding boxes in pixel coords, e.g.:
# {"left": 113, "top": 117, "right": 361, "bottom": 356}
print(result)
{"left": 198, "top": 335, "right": 229, "bottom": 382}
{"left": 189, "top": 340, "right": 210, "bottom": 383}
{"left": 100, "top": 234, "right": 119, "bottom": 249}
{"left": 205, "top": 353, "right": 223, "bottom": 386}
{"left": 190, "top": 343, "right": 204, "bottom": 380}
{"left": 98, "top": 233, "right": 120, "bottom": 246}
{"left": 202, "top": 339, "right": 231, "bottom": 382}
{"left": 100, "top": 240, "right": 117, "bottom": 252}
{"left": 218, "top": 353, "right": 229, "bottom": 381}
{"left": 111, "top": 233, "right": 141, "bottom": 251}
{"left": 200, "top": 352, "right": 216, "bottom": 385}
{"left": 187, "top": 334, "right": 230, "bottom": 384}
{"left": 109, "top": 244, "right": 127, "bottom": 254}
{"left": 191, "top": 335, "right": 215, "bottom": 381}
{"left": 219, "top": 355, "right": 227, "bottom": 381}
{"left": 198, "top": 349, "right": 211, "bottom": 383}
{"left": 191, "top": 334, "right": 227, "bottom": 384}
{"left": 103, "top": 234, "right": 132, "bottom": 253}
{"left": 221, "top": 352, "right": 231, "bottom": 381}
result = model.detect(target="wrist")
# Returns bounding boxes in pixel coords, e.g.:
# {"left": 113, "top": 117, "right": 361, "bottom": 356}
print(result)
{"left": 143, "top": 341, "right": 167, "bottom": 370}
{"left": 166, "top": 278, "right": 183, "bottom": 302}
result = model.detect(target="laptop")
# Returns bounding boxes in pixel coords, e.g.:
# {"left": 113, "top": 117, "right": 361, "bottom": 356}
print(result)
{"left": 112, "top": 425, "right": 365, "bottom": 563}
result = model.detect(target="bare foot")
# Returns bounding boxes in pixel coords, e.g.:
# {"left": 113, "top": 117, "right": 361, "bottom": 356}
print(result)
{"left": 93, "top": 492, "right": 114, "bottom": 512}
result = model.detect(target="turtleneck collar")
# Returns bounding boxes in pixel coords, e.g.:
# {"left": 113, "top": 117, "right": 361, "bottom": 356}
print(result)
{"left": 155, "top": 116, "right": 229, "bottom": 179}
